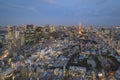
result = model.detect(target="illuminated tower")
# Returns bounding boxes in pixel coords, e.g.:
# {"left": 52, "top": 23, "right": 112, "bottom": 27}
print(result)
{"left": 78, "top": 23, "right": 83, "bottom": 35}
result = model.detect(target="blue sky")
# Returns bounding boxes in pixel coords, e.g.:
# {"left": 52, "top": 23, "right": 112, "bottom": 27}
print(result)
{"left": 0, "top": 0, "right": 120, "bottom": 26}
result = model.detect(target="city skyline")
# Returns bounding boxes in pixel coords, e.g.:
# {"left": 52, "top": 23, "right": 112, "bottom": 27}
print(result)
{"left": 0, "top": 0, "right": 120, "bottom": 26}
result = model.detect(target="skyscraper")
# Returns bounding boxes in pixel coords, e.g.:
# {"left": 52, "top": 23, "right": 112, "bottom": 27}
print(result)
{"left": 25, "top": 24, "right": 35, "bottom": 44}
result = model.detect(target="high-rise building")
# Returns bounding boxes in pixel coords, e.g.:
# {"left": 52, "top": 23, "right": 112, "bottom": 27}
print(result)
{"left": 45, "top": 25, "right": 50, "bottom": 33}
{"left": 0, "top": 27, "right": 8, "bottom": 46}
{"left": 19, "top": 31, "right": 25, "bottom": 46}
{"left": 0, "top": 42, "right": 3, "bottom": 49}
{"left": 25, "top": 24, "right": 35, "bottom": 44}
{"left": 49, "top": 25, "right": 55, "bottom": 33}
{"left": 35, "top": 26, "right": 43, "bottom": 42}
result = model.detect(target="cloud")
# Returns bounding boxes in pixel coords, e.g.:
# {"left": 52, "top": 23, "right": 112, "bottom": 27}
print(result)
{"left": 95, "top": 0, "right": 108, "bottom": 5}
{"left": 46, "top": 0, "right": 57, "bottom": 4}
{"left": 76, "top": 0, "right": 108, "bottom": 5}
{"left": 0, "top": 2, "right": 39, "bottom": 13}
{"left": 41, "top": 0, "right": 57, "bottom": 4}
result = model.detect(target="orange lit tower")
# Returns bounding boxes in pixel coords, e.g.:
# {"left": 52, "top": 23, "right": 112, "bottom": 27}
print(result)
{"left": 78, "top": 24, "right": 83, "bottom": 35}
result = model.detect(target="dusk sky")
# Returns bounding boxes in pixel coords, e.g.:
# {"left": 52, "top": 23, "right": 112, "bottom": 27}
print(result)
{"left": 0, "top": 0, "right": 120, "bottom": 26}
